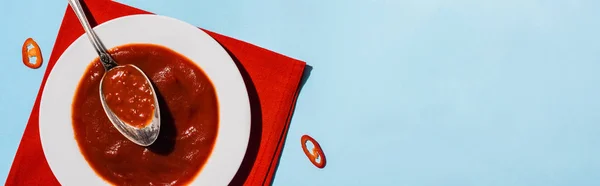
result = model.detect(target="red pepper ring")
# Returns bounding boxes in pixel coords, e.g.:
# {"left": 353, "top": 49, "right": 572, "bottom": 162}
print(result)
{"left": 22, "top": 38, "right": 43, "bottom": 69}
{"left": 301, "top": 135, "right": 326, "bottom": 168}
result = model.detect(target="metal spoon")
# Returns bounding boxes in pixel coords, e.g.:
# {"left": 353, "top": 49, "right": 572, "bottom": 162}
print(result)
{"left": 68, "top": 0, "right": 161, "bottom": 147}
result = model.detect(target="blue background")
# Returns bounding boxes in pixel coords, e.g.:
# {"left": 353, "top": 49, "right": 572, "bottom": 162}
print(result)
{"left": 2, "top": 0, "right": 600, "bottom": 185}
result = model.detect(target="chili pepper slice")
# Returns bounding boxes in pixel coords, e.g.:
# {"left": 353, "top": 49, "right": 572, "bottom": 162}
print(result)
{"left": 301, "top": 135, "right": 326, "bottom": 168}
{"left": 22, "top": 38, "right": 43, "bottom": 69}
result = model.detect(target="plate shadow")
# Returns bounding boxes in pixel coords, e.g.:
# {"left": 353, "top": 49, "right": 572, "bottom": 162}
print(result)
{"left": 220, "top": 47, "right": 264, "bottom": 186}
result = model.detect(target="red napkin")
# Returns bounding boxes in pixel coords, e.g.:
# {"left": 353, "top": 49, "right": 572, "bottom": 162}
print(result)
{"left": 5, "top": 0, "right": 306, "bottom": 185}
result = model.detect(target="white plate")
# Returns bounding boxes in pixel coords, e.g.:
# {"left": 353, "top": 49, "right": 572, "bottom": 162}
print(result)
{"left": 39, "top": 14, "right": 251, "bottom": 186}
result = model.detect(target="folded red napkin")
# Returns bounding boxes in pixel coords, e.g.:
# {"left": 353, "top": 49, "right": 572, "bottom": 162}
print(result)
{"left": 5, "top": 0, "right": 306, "bottom": 185}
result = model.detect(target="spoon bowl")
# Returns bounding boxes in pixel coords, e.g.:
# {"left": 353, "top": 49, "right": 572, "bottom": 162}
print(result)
{"left": 99, "top": 64, "right": 161, "bottom": 146}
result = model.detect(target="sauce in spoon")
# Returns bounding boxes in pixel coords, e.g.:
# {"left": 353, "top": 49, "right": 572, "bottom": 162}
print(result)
{"left": 102, "top": 65, "right": 155, "bottom": 128}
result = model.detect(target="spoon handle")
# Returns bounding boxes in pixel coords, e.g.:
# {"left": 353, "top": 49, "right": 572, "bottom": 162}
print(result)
{"left": 68, "top": 0, "right": 118, "bottom": 70}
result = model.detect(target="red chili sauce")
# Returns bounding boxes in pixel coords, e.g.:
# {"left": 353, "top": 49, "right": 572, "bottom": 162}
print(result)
{"left": 102, "top": 64, "right": 155, "bottom": 128}
{"left": 72, "top": 43, "right": 219, "bottom": 185}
